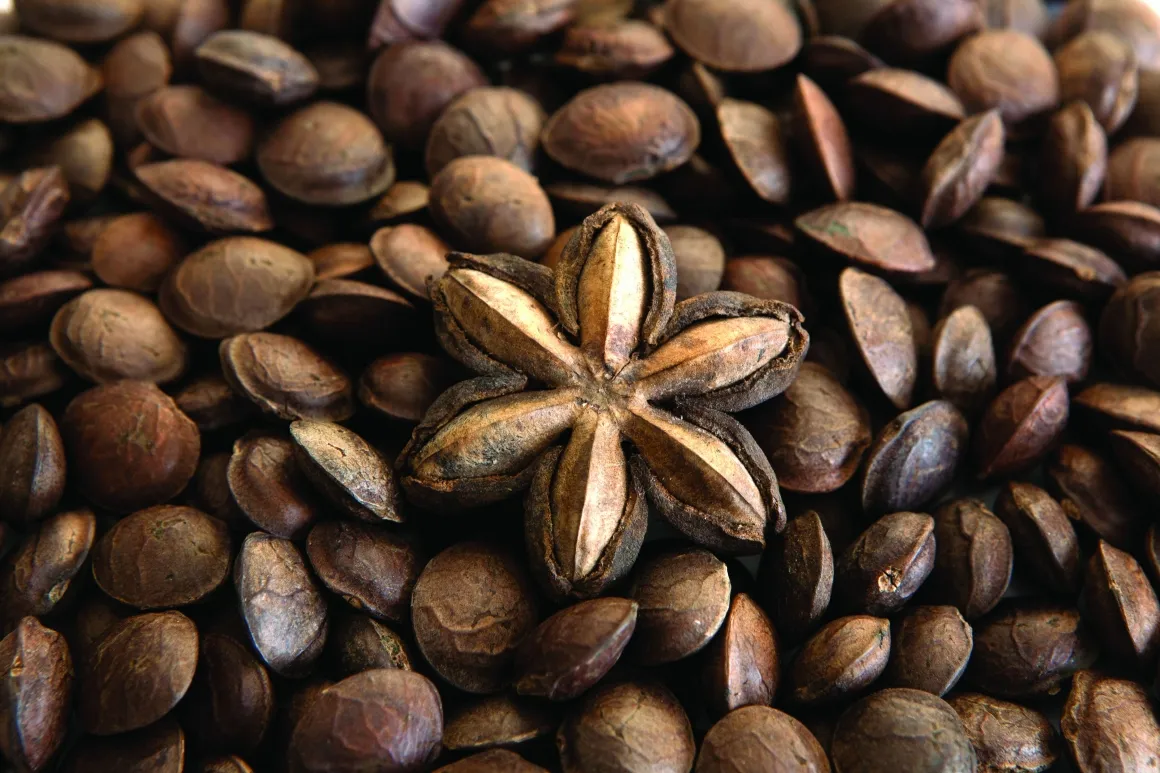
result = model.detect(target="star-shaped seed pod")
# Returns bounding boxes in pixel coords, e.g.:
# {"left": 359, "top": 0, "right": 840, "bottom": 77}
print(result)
{"left": 398, "top": 203, "right": 809, "bottom": 598}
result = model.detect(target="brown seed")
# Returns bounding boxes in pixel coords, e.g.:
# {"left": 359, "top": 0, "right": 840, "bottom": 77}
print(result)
{"left": 888, "top": 605, "right": 972, "bottom": 696}
{"left": 948, "top": 692, "right": 1058, "bottom": 773}
{"left": 443, "top": 693, "right": 557, "bottom": 752}
{"left": 832, "top": 688, "right": 976, "bottom": 773}
{"left": 50, "top": 289, "right": 188, "bottom": 385}
{"left": 930, "top": 499, "right": 1013, "bottom": 619}
{"left": 235, "top": 532, "right": 328, "bottom": 677}
{"left": 0, "top": 617, "right": 72, "bottom": 772}
{"left": 79, "top": 611, "right": 198, "bottom": 735}
{"left": 369, "top": 180, "right": 430, "bottom": 225}
{"left": 436, "top": 749, "right": 546, "bottom": 773}
{"left": 227, "top": 432, "right": 320, "bottom": 539}
{"left": 721, "top": 256, "right": 805, "bottom": 308}
{"left": 195, "top": 30, "right": 318, "bottom": 105}
{"left": 695, "top": 705, "right": 828, "bottom": 773}
{"left": 0, "top": 403, "right": 65, "bottom": 526}
{"left": 62, "top": 380, "right": 200, "bottom": 513}
{"left": 788, "top": 615, "right": 890, "bottom": 705}
{"left": 429, "top": 156, "right": 555, "bottom": 259}
{"left": 91, "top": 213, "right": 185, "bottom": 293}
{"left": 757, "top": 511, "right": 833, "bottom": 642}
{"left": 144, "top": 0, "right": 230, "bottom": 71}
{"left": 1073, "top": 200, "right": 1160, "bottom": 273}
{"left": 0, "top": 269, "right": 92, "bottom": 334}
{"left": 797, "top": 202, "right": 935, "bottom": 276}
{"left": 628, "top": 546, "right": 731, "bottom": 665}
{"left": 298, "top": 279, "right": 417, "bottom": 346}
{"left": 994, "top": 482, "right": 1081, "bottom": 594}
{"left": 514, "top": 597, "right": 637, "bottom": 701}
{"left": 136, "top": 160, "right": 273, "bottom": 234}
{"left": 27, "top": 118, "right": 113, "bottom": 204}
{"left": 717, "top": 98, "right": 792, "bottom": 205}
{"left": 794, "top": 73, "right": 855, "bottom": 202}
{"left": 1057, "top": 31, "right": 1140, "bottom": 133}
{"left": 1018, "top": 237, "right": 1126, "bottom": 301}
{"left": 367, "top": 40, "right": 486, "bottom": 148}
{"left": 931, "top": 305, "right": 996, "bottom": 414}
{"left": 803, "top": 34, "right": 885, "bottom": 89}
{"left": 547, "top": 181, "right": 678, "bottom": 223}
{"left": 663, "top": 0, "right": 800, "bottom": 72}
{"left": 308, "top": 242, "right": 375, "bottom": 281}
{"left": 412, "top": 542, "right": 538, "bottom": 693}
{"left": 556, "top": 19, "right": 674, "bottom": 79}
{"left": 290, "top": 669, "right": 443, "bottom": 773}
{"left": 15, "top": 0, "right": 143, "bottom": 42}
{"left": 1101, "top": 272, "right": 1160, "bottom": 387}
{"left": 0, "top": 342, "right": 67, "bottom": 408}
{"left": 1062, "top": 670, "right": 1160, "bottom": 772}
{"left": 958, "top": 197, "right": 1046, "bottom": 263}
{"left": 700, "top": 592, "right": 779, "bottom": 717}
{"left": 369, "top": 224, "right": 450, "bottom": 301}
{"left": 190, "top": 452, "right": 242, "bottom": 526}
{"left": 663, "top": 225, "right": 726, "bottom": 300}
{"left": 861, "top": 401, "right": 970, "bottom": 515}
{"left": 1083, "top": 540, "right": 1160, "bottom": 666}
{"left": 358, "top": 352, "right": 458, "bottom": 424}
{"left": 181, "top": 632, "right": 274, "bottom": 755}
{"left": 135, "top": 85, "right": 255, "bottom": 165}
{"left": 0, "top": 36, "right": 102, "bottom": 124}
{"left": 557, "top": 681, "right": 694, "bottom": 773}
{"left": 983, "top": 0, "right": 1051, "bottom": 37}
{"left": 968, "top": 603, "right": 1097, "bottom": 697}
{"left": 746, "top": 362, "right": 870, "bottom": 494}
{"left": 836, "top": 511, "right": 936, "bottom": 615}
{"left": 220, "top": 333, "right": 355, "bottom": 422}
{"left": 1075, "top": 382, "right": 1160, "bottom": 434}
{"left": 201, "top": 756, "right": 254, "bottom": 773}
{"left": 1039, "top": 101, "right": 1107, "bottom": 220}
{"left": 0, "top": 167, "right": 71, "bottom": 278}
{"left": 840, "top": 267, "right": 918, "bottom": 410}
{"left": 948, "top": 29, "right": 1060, "bottom": 126}
{"left": 367, "top": 0, "right": 464, "bottom": 48}
{"left": 544, "top": 82, "right": 700, "bottom": 184}
{"left": 64, "top": 717, "right": 184, "bottom": 773}
{"left": 463, "top": 0, "right": 577, "bottom": 53}
{"left": 102, "top": 31, "right": 172, "bottom": 147}
{"left": 328, "top": 614, "right": 413, "bottom": 678}
{"left": 170, "top": 377, "right": 254, "bottom": 434}
{"left": 426, "top": 87, "right": 545, "bottom": 178}
{"left": 862, "top": 0, "right": 983, "bottom": 63}
{"left": 1048, "top": 443, "right": 1143, "bottom": 548}
{"left": 306, "top": 520, "right": 420, "bottom": 623}
{"left": 1110, "top": 429, "right": 1160, "bottom": 501}
{"left": 845, "top": 68, "right": 966, "bottom": 140}
{"left": 920, "top": 110, "right": 1005, "bottom": 228}
{"left": 1007, "top": 300, "right": 1092, "bottom": 384}
{"left": 0, "top": 509, "right": 95, "bottom": 625}
{"left": 1106, "top": 136, "right": 1160, "bottom": 207}
{"left": 92, "top": 505, "right": 230, "bottom": 610}
{"left": 940, "top": 268, "right": 1027, "bottom": 345}
{"left": 974, "top": 376, "right": 1069, "bottom": 480}
{"left": 290, "top": 420, "right": 401, "bottom": 523}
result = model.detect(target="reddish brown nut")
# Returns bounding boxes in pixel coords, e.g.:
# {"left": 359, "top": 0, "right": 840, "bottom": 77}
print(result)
{"left": 91, "top": 213, "right": 185, "bottom": 293}
{"left": 195, "top": 30, "right": 318, "bottom": 105}
{"left": 425, "top": 86, "right": 545, "bottom": 177}
{"left": 369, "top": 224, "right": 450, "bottom": 301}
{"left": 181, "top": 632, "right": 274, "bottom": 756}
{"left": 975, "top": 376, "right": 1069, "bottom": 480}
{"left": 136, "top": 160, "right": 273, "bottom": 234}
{"left": 0, "top": 167, "right": 71, "bottom": 278}
{"left": 227, "top": 432, "right": 320, "bottom": 539}
{"left": 700, "top": 592, "right": 779, "bottom": 717}
{"left": 0, "top": 617, "right": 72, "bottom": 773}
{"left": 788, "top": 615, "right": 891, "bottom": 706}
{"left": 663, "top": 0, "right": 801, "bottom": 72}
{"left": 291, "top": 420, "right": 401, "bottom": 523}
{"left": 1083, "top": 540, "right": 1160, "bottom": 667}
{"left": 0, "top": 403, "right": 66, "bottom": 526}
{"left": 0, "top": 36, "right": 102, "bottom": 124}
{"left": 220, "top": 333, "right": 355, "bottom": 422}
{"left": 306, "top": 520, "right": 421, "bottom": 623}
{"left": 628, "top": 547, "right": 732, "bottom": 665}
{"left": 0, "top": 509, "right": 96, "bottom": 626}
{"left": 887, "top": 605, "right": 973, "bottom": 696}
{"left": 135, "top": 84, "right": 254, "bottom": 165}
{"left": 947, "top": 29, "right": 1060, "bottom": 127}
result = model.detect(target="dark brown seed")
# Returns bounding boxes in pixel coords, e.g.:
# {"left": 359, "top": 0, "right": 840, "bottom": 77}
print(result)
{"left": 369, "top": 181, "right": 429, "bottom": 225}
{"left": 930, "top": 305, "right": 996, "bottom": 414}
{"left": 50, "top": 289, "right": 188, "bottom": 385}
{"left": 196, "top": 30, "right": 318, "bottom": 105}
{"left": 695, "top": 705, "right": 828, "bottom": 773}
{"left": 797, "top": 201, "right": 935, "bottom": 275}
{"left": 1100, "top": 273, "right": 1160, "bottom": 388}
{"left": 836, "top": 511, "right": 935, "bottom": 615}
{"left": 290, "top": 669, "right": 443, "bottom": 773}
{"left": 887, "top": 605, "right": 972, "bottom": 696}
{"left": 701, "top": 592, "right": 778, "bottom": 717}
{"left": 974, "top": 376, "right": 1069, "bottom": 480}
{"left": 861, "top": 401, "right": 969, "bottom": 515}
{"left": 174, "top": 374, "right": 253, "bottom": 433}
{"left": 832, "top": 688, "right": 976, "bottom": 773}
{"left": 429, "top": 156, "right": 555, "bottom": 259}
{"left": 0, "top": 509, "right": 95, "bottom": 626}
{"left": 102, "top": 31, "right": 172, "bottom": 146}
{"left": 15, "top": 0, "right": 143, "bottom": 42}
{"left": 220, "top": 333, "right": 354, "bottom": 422}
{"left": 291, "top": 420, "right": 401, "bottom": 523}
{"left": 940, "top": 268, "right": 1028, "bottom": 345}
{"left": 948, "top": 692, "right": 1057, "bottom": 773}
{"left": 1073, "top": 201, "right": 1160, "bottom": 272}
{"left": 663, "top": 0, "right": 801, "bottom": 72}
{"left": 412, "top": 542, "right": 538, "bottom": 693}
{"left": 235, "top": 532, "right": 328, "bottom": 677}
{"left": 1110, "top": 429, "right": 1160, "bottom": 501}
{"left": 426, "top": 87, "right": 545, "bottom": 177}
{"left": 135, "top": 84, "right": 254, "bottom": 165}
{"left": 757, "top": 511, "right": 833, "bottom": 642}
{"left": 794, "top": 73, "right": 855, "bottom": 202}
{"left": 1018, "top": 237, "right": 1125, "bottom": 301}
{"left": 1106, "top": 137, "right": 1160, "bottom": 208}
{"left": 845, "top": 68, "right": 966, "bottom": 140}
{"left": 721, "top": 256, "right": 805, "bottom": 308}
{"left": 663, "top": 225, "right": 726, "bottom": 300}
{"left": 1062, "top": 670, "right": 1160, "bottom": 772}
{"left": 443, "top": 693, "right": 557, "bottom": 752}
{"left": 62, "top": 381, "right": 200, "bottom": 513}
{"left": 555, "top": 19, "right": 674, "bottom": 79}
{"left": 182, "top": 632, "right": 273, "bottom": 755}
{"left": 79, "top": 611, "right": 198, "bottom": 735}
{"left": 546, "top": 181, "right": 678, "bottom": 223}
{"left": 359, "top": 353, "right": 458, "bottom": 424}
{"left": 557, "top": 681, "right": 694, "bottom": 773}
{"left": 136, "top": 160, "right": 273, "bottom": 234}
{"left": 920, "top": 110, "right": 1005, "bottom": 228}
{"left": 1075, "top": 382, "right": 1160, "bottom": 434}
{"left": 717, "top": 98, "right": 792, "bottom": 205}
{"left": 862, "top": 0, "right": 983, "bottom": 63}
{"left": 190, "top": 452, "right": 242, "bottom": 526}
{"left": 328, "top": 613, "right": 412, "bottom": 678}
{"left": 994, "top": 482, "right": 1081, "bottom": 594}
{"left": 92, "top": 213, "right": 184, "bottom": 293}
{"left": 369, "top": 224, "right": 450, "bottom": 302}
{"left": 968, "top": 603, "right": 1097, "bottom": 697}
{"left": 1047, "top": 444, "right": 1143, "bottom": 548}
{"left": 840, "top": 267, "right": 918, "bottom": 410}
{"left": 0, "top": 617, "right": 71, "bottom": 772}
{"left": 514, "top": 597, "right": 637, "bottom": 701}
{"left": 92, "top": 505, "right": 230, "bottom": 610}
{"left": 308, "top": 243, "right": 374, "bottom": 282}
{"left": 543, "top": 82, "right": 700, "bottom": 184}
{"left": 201, "top": 756, "right": 253, "bottom": 773}
{"left": 1083, "top": 540, "right": 1160, "bottom": 666}
{"left": 0, "top": 342, "right": 67, "bottom": 409}
{"left": 628, "top": 546, "right": 731, "bottom": 665}
{"left": 0, "top": 167, "right": 71, "bottom": 278}
{"left": 435, "top": 749, "right": 547, "bottom": 773}
{"left": 1007, "top": 300, "right": 1091, "bottom": 383}
{"left": 1040, "top": 101, "right": 1107, "bottom": 219}
{"left": 0, "top": 36, "right": 102, "bottom": 124}
{"left": 258, "top": 101, "right": 395, "bottom": 207}
{"left": 27, "top": 118, "right": 113, "bottom": 204}
{"left": 462, "top": 0, "right": 576, "bottom": 54}
{"left": 959, "top": 197, "right": 1046, "bottom": 264}
{"left": 1056, "top": 30, "right": 1140, "bottom": 129}
{"left": 306, "top": 520, "right": 420, "bottom": 624}
{"left": 299, "top": 279, "right": 416, "bottom": 346}
{"left": 0, "top": 270, "right": 91, "bottom": 334}
{"left": 228, "top": 432, "right": 319, "bottom": 539}
{"left": 947, "top": 29, "right": 1060, "bottom": 127}
{"left": 930, "top": 499, "right": 1013, "bottom": 619}
{"left": 64, "top": 717, "right": 184, "bottom": 773}
{"left": 788, "top": 615, "right": 890, "bottom": 706}
{"left": 0, "top": 404, "right": 65, "bottom": 526}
